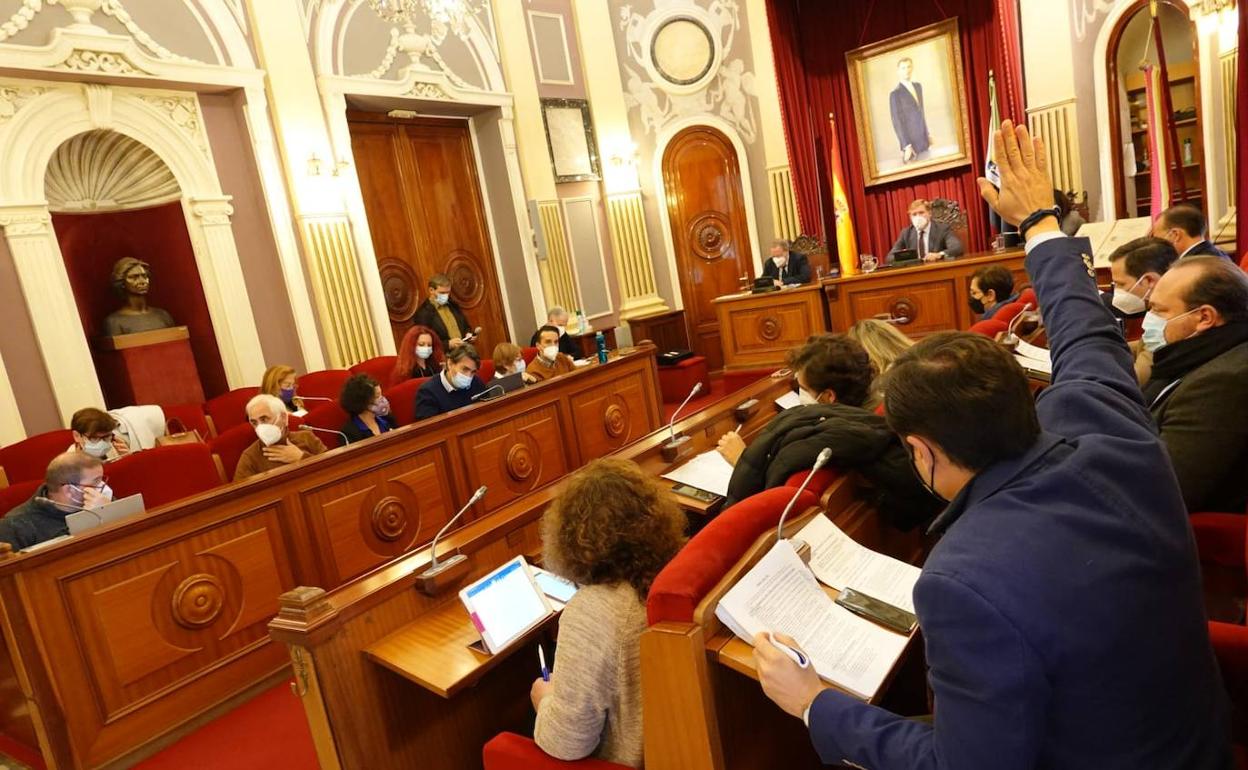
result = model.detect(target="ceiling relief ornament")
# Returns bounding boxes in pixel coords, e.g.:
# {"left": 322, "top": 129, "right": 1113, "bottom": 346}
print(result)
{"left": 0, "top": 85, "right": 47, "bottom": 124}
{"left": 60, "top": 49, "right": 139, "bottom": 74}
{"left": 137, "top": 93, "right": 210, "bottom": 158}
{"left": 45, "top": 130, "right": 181, "bottom": 213}
{"left": 618, "top": 0, "right": 758, "bottom": 143}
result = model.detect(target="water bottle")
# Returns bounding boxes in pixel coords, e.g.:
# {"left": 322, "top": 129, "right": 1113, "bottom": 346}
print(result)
{"left": 578, "top": 309, "right": 590, "bottom": 333}
{"left": 595, "top": 331, "right": 608, "bottom": 364}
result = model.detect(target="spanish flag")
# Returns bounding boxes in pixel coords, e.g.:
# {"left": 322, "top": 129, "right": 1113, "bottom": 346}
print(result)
{"left": 827, "top": 113, "right": 858, "bottom": 276}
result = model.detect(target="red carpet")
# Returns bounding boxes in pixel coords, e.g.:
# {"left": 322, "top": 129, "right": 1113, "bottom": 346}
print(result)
{"left": 662, "top": 377, "right": 728, "bottom": 422}
{"left": 135, "top": 681, "right": 318, "bottom": 770}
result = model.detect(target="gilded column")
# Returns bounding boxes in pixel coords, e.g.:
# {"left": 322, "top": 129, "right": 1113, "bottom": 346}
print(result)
{"left": 570, "top": 0, "right": 669, "bottom": 320}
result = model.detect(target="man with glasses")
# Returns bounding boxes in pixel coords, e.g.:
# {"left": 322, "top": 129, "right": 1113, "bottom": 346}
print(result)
{"left": 0, "top": 452, "right": 112, "bottom": 550}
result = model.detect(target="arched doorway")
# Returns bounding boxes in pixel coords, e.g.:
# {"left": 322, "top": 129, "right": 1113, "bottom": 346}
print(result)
{"left": 661, "top": 125, "right": 754, "bottom": 371}
{"left": 1106, "top": 0, "right": 1205, "bottom": 218}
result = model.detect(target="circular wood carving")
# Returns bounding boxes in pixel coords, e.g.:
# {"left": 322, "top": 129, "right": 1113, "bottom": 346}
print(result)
{"left": 757, "top": 315, "right": 782, "bottom": 341}
{"left": 889, "top": 297, "right": 916, "bottom": 325}
{"left": 378, "top": 259, "right": 419, "bottom": 322}
{"left": 688, "top": 212, "right": 731, "bottom": 260}
{"left": 651, "top": 16, "right": 715, "bottom": 86}
{"left": 604, "top": 403, "right": 627, "bottom": 437}
{"left": 371, "top": 496, "right": 408, "bottom": 542}
{"left": 506, "top": 444, "right": 536, "bottom": 482}
{"left": 172, "top": 573, "right": 224, "bottom": 629}
{"left": 446, "top": 250, "right": 485, "bottom": 309}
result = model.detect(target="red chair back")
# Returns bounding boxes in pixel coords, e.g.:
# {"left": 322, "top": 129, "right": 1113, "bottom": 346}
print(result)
{"left": 349, "top": 356, "right": 398, "bottom": 389}
{"left": 301, "top": 403, "right": 350, "bottom": 449}
{"left": 992, "top": 301, "right": 1027, "bottom": 327}
{"left": 521, "top": 346, "right": 538, "bottom": 364}
{"left": 0, "top": 480, "right": 41, "bottom": 517}
{"left": 0, "top": 429, "right": 74, "bottom": 486}
{"left": 297, "top": 369, "right": 351, "bottom": 402}
{"left": 782, "top": 468, "right": 841, "bottom": 497}
{"left": 968, "top": 318, "right": 1008, "bottom": 337}
{"left": 646, "top": 486, "right": 820, "bottom": 625}
{"left": 483, "top": 732, "right": 630, "bottom": 770}
{"left": 477, "top": 360, "right": 496, "bottom": 382}
{"left": 209, "top": 422, "right": 260, "bottom": 481}
{"left": 383, "top": 377, "right": 429, "bottom": 427}
{"left": 158, "top": 403, "right": 212, "bottom": 439}
{"left": 107, "top": 443, "right": 221, "bottom": 510}
{"left": 205, "top": 387, "right": 258, "bottom": 436}
{"left": 1017, "top": 287, "right": 1038, "bottom": 309}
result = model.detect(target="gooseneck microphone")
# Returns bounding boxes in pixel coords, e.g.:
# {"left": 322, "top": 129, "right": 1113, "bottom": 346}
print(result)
{"left": 296, "top": 396, "right": 335, "bottom": 404}
{"left": 776, "top": 447, "right": 833, "bottom": 542}
{"left": 471, "top": 384, "right": 505, "bottom": 401}
{"left": 421, "top": 486, "right": 488, "bottom": 578}
{"left": 299, "top": 424, "right": 350, "bottom": 445}
{"left": 664, "top": 382, "right": 704, "bottom": 448}
{"left": 1003, "top": 302, "right": 1035, "bottom": 346}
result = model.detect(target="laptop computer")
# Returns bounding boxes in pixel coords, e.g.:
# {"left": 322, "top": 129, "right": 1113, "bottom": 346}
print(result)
{"left": 477, "top": 371, "right": 527, "bottom": 402}
{"left": 65, "top": 493, "right": 146, "bottom": 535}
{"left": 892, "top": 248, "right": 919, "bottom": 264}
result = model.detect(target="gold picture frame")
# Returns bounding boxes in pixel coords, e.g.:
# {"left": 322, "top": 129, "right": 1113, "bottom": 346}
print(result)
{"left": 846, "top": 18, "right": 973, "bottom": 187}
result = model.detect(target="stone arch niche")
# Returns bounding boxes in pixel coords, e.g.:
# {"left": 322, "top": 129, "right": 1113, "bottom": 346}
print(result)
{"left": 48, "top": 130, "right": 231, "bottom": 404}
{"left": 0, "top": 81, "right": 266, "bottom": 422}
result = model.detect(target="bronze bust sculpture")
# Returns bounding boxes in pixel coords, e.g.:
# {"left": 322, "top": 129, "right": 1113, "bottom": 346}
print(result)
{"left": 102, "top": 257, "right": 176, "bottom": 337}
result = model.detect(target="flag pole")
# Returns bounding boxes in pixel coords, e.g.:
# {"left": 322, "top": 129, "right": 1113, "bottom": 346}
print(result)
{"left": 1149, "top": 0, "right": 1188, "bottom": 202}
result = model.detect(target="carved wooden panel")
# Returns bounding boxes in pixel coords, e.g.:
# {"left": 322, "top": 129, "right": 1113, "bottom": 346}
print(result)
{"left": 662, "top": 125, "right": 754, "bottom": 371}
{"left": 458, "top": 404, "right": 569, "bottom": 516}
{"left": 61, "top": 509, "right": 292, "bottom": 722}
{"left": 302, "top": 444, "right": 455, "bottom": 585}
{"left": 846, "top": 280, "right": 958, "bottom": 336}
{"left": 569, "top": 369, "right": 655, "bottom": 459}
{"left": 715, "top": 286, "right": 826, "bottom": 370}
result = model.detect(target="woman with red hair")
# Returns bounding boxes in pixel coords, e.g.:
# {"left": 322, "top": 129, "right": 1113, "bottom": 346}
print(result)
{"left": 391, "top": 325, "right": 444, "bottom": 384}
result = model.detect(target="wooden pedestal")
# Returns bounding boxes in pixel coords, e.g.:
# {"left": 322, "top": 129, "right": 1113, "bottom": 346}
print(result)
{"left": 95, "top": 326, "right": 205, "bottom": 407}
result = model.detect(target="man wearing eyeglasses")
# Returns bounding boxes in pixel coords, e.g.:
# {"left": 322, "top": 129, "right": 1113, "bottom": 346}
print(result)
{"left": 0, "top": 452, "right": 112, "bottom": 550}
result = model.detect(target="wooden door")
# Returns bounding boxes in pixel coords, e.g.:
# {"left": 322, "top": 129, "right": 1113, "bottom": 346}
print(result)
{"left": 349, "top": 113, "right": 509, "bottom": 351}
{"left": 662, "top": 126, "right": 754, "bottom": 371}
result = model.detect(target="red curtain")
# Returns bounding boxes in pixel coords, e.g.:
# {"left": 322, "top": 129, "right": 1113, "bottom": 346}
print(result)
{"left": 52, "top": 202, "right": 230, "bottom": 401}
{"left": 1238, "top": 0, "right": 1247, "bottom": 261}
{"left": 767, "top": 0, "right": 1026, "bottom": 261}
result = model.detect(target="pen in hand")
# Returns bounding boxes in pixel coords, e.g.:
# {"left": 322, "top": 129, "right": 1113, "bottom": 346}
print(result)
{"left": 538, "top": 644, "right": 550, "bottom": 682}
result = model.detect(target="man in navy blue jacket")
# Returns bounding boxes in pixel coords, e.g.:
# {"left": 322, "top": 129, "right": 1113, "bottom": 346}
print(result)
{"left": 414, "top": 344, "right": 486, "bottom": 420}
{"left": 752, "top": 121, "right": 1232, "bottom": 769}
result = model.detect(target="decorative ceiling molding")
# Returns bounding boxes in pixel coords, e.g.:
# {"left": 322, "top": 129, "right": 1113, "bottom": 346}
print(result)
{"left": 45, "top": 129, "right": 181, "bottom": 212}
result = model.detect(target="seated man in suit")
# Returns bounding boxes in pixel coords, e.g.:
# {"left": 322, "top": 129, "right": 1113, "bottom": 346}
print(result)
{"left": 1152, "top": 203, "right": 1229, "bottom": 259}
{"left": 235, "top": 395, "right": 326, "bottom": 481}
{"left": 888, "top": 199, "right": 963, "bottom": 263}
{"left": 969, "top": 265, "right": 1018, "bottom": 320}
{"left": 528, "top": 326, "right": 577, "bottom": 383}
{"left": 761, "top": 239, "right": 812, "bottom": 286}
{"left": 1142, "top": 255, "right": 1248, "bottom": 513}
{"left": 1105, "top": 236, "right": 1178, "bottom": 383}
{"left": 414, "top": 344, "right": 486, "bottom": 419}
{"left": 529, "top": 306, "right": 579, "bottom": 358}
{"left": 0, "top": 452, "right": 111, "bottom": 550}
{"left": 412, "top": 273, "right": 474, "bottom": 349}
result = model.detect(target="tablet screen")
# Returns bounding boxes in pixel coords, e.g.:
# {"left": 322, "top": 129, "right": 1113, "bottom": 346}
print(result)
{"left": 461, "top": 558, "right": 551, "bottom": 653}
{"left": 533, "top": 569, "right": 578, "bottom": 604}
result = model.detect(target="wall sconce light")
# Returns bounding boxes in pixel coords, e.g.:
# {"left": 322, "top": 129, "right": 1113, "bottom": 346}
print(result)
{"left": 333, "top": 158, "right": 352, "bottom": 177}
{"left": 307, "top": 153, "right": 324, "bottom": 177}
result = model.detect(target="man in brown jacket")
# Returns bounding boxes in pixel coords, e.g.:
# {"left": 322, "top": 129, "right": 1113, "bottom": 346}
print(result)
{"left": 527, "top": 326, "right": 577, "bottom": 383}
{"left": 234, "top": 394, "right": 326, "bottom": 481}
{"left": 1142, "top": 256, "right": 1248, "bottom": 513}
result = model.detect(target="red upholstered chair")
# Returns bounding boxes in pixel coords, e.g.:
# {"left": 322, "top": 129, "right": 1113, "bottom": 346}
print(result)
{"left": 205, "top": 387, "right": 258, "bottom": 436}
{"left": 1239, "top": 251, "right": 1248, "bottom": 273}
{"left": 658, "top": 356, "right": 711, "bottom": 404}
{"left": 209, "top": 422, "right": 260, "bottom": 481}
{"left": 349, "top": 355, "right": 399, "bottom": 389}
{"left": 968, "top": 318, "right": 1009, "bottom": 337}
{"left": 722, "top": 368, "right": 777, "bottom": 395}
{"left": 783, "top": 467, "right": 841, "bottom": 500}
{"left": 1017, "top": 287, "right": 1038, "bottom": 309}
{"left": 1194, "top": 510, "right": 1248, "bottom": 763}
{"left": 383, "top": 377, "right": 429, "bottom": 428}
{"left": 0, "top": 480, "right": 41, "bottom": 516}
{"left": 991, "top": 301, "right": 1027, "bottom": 328}
{"left": 297, "top": 369, "right": 352, "bottom": 402}
{"left": 482, "top": 733, "right": 630, "bottom": 770}
{"left": 477, "top": 360, "right": 496, "bottom": 382}
{"left": 522, "top": 346, "right": 538, "bottom": 365}
{"left": 158, "top": 403, "right": 212, "bottom": 439}
{"left": 301, "top": 403, "right": 350, "bottom": 449}
{"left": 107, "top": 443, "right": 221, "bottom": 509}
{"left": 0, "top": 429, "right": 75, "bottom": 487}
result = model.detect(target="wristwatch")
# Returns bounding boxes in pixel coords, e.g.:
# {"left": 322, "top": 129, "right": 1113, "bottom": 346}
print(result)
{"left": 1018, "top": 206, "right": 1062, "bottom": 240}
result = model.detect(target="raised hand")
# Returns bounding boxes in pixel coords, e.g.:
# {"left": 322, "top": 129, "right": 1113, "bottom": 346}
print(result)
{"left": 977, "top": 120, "right": 1057, "bottom": 230}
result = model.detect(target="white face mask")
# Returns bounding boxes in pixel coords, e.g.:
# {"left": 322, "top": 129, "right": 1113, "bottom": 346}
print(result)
{"left": 797, "top": 388, "right": 820, "bottom": 406}
{"left": 415, "top": 345, "right": 433, "bottom": 360}
{"left": 514, "top": 358, "right": 526, "bottom": 374}
{"left": 451, "top": 371, "right": 473, "bottom": 390}
{"left": 69, "top": 482, "right": 113, "bottom": 507}
{"left": 82, "top": 438, "right": 112, "bottom": 458}
{"left": 774, "top": 256, "right": 788, "bottom": 269}
{"left": 1111, "top": 275, "right": 1148, "bottom": 316}
{"left": 911, "top": 214, "right": 929, "bottom": 230}
{"left": 433, "top": 292, "right": 449, "bottom": 306}
{"left": 254, "top": 422, "right": 283, "bottom": 446}
{"left": 541, "top": 345, "right": 559, "bottom": 361}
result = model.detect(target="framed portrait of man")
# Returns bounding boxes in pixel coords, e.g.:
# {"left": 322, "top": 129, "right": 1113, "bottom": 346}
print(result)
{"left": 846, "top": 19, "right": 973, "bottom": 187}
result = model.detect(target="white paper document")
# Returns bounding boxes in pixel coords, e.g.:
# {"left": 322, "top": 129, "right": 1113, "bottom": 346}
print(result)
{"left": 1078, "top": 217, "right": 1151, "bottom": 268}
{"left": 1013, "top": 339, "right": 1053, "bottom": 375}
{"left": 795, "top": 514, "right": 921, "bottom": 613}
{"left": 715, "top": 540, "right": 909, "bottom": 700}
{"left": 661, "top": 449, "right": 736, "bottom": 497}
{"left": 774, "top": 391, "right": 802, "bottom": 410}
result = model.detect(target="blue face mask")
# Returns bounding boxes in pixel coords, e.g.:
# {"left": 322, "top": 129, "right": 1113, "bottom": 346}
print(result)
{"left": 433, "top": 292, "right": 450, "bottom": 306}
{"left": 1141, "top": 307, "right": 1199, "bottom": 353}
{"left": 452, "top": 371, "right": 473, "bottom": 390}
{"left": 514, "top": 358, "right": 526, "bottom": 374}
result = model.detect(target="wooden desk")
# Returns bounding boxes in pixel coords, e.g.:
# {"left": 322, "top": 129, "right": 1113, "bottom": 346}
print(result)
{"left": 626, "top": 309, "right": 690, "bottom": 352}
{"left": 822, "top": 249, "right": 1027, "bottom": 335}
{"left": 713, "top": 284, "right": 827, "bottom": 371}
{"left": 565, "top": 326, "right": 617, "bottom": 359}
{"left": 0, "top": 348, "right": 662, "bottom": 770}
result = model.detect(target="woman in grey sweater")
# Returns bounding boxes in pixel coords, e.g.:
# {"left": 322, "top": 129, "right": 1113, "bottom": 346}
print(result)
{"left": 531, "top": 458, "right": 687, "bottom": 767}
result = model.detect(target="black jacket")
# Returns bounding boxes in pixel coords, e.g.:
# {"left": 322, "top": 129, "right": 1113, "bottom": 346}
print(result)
{"left": 412, "top": 299, "right": 472, "bottom": 348}
{"left": 340, "top": 414, "right": 397, "bottom": 444}
{"left": 761, "top": 251, "right": 812, "bottom": 285}
{"left": 724, "top": 403, "right": 942, "bottom": 530}
{"left": 0, "top": 486, "right": 69, "bottom": 550}
{"left": 1184, "top": 240, "right": 1230, "bottom": 259}
{"left": 415, "top": 373, "right": 487, "bottom": 420}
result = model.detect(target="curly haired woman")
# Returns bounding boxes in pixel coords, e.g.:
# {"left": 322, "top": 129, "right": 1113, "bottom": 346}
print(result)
{"left": 531, "top": 458, "right": 686, "bottom": 767}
